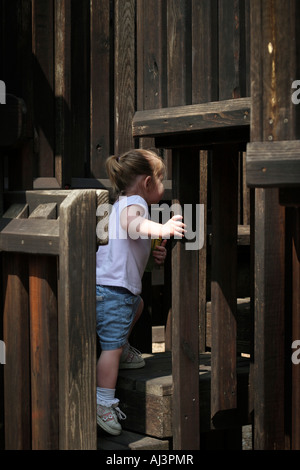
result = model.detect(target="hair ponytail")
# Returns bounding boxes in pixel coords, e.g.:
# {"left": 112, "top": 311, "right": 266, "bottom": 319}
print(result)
{"left": 105, "top": 149, "right": 165, "bottom": 196}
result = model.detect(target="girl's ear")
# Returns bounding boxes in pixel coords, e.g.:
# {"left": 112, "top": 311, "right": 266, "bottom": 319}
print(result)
{"left": 144, "top": 175, "right": 152, "bottom": 189}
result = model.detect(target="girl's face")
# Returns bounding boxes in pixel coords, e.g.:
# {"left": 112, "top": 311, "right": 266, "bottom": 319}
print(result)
{"left": 147, "top": 172, "right": 165, "bottom": 205}
{"left": 145, "top": 155, "right": 165, "bottom": 204}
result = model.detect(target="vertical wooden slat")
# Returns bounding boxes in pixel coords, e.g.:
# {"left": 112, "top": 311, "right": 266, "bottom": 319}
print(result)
{"left": 3, "top": 253, "right": 30, "bottom": 450}
{"left": 167, "top": 0, "right": 192, "bottom": 107}
{"left": 191, "top": 0, "right": 218, "bottom": 104}
{"left": 172, "top": 149, "right": 200, "bottom": 450}
{"left": 292, "top": 209, "right": 300, "bottom": 449}
{"left": 136, "top": 0, "right": 167, "bottom": 149}
{"left": 114, "top": 0, "right": 135, "bottom": 154}
{"left": 71, "top": 0, "right": 90, "bottom": 178}
{"left": 211, "top": 144, "right": 238, "bottom": 420}
{"left": 90, "top": 0, "right": 112, "bottom": 177}
{"left": 54, "top": 0, "right": 72, "bottom": 187}
{"left": 29, "top": 255, "right": 58, "bottom": 450}
{"left": 191, "top": 0, "right": 218, "bottom": 351}
{"left": 32, "top": 0, "right": 55, "bottom": 177}
{"left": 58, "top": 190, "right": 96, "bottom": 450}
{"left": 218, "top": 0, "right": 246, "bottom": 100}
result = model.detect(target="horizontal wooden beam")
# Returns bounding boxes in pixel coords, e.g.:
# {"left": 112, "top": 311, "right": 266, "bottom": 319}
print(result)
{"left": 247, "top": 141, "right": 300, "bottom": 187}
{"left": 133, "top": 98, "right": 251, "bottom": 138}
{"left": 0, "top": 218, "right": 59, "bottom": 254}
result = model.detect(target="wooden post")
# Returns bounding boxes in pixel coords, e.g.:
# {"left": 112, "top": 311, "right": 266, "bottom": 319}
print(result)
{"left": 249, "top": 0, "right": 296, "bottom": 449}
{"left": 211, "top": 144, "right": 238, "bottom": 421}
{"left": 28, "top": 203, "right": 58, "bottom": 449}
{"left": 292, "top": 209, "right": 300, "bottom": 449}
{"left": 58, "top": 190, "right": 97, "bottom": 450}
{"left": 172, "top": 148, "right": 199, "bottom": 450}
{"left": 3, "top": 253, "right": 30, "bottom": 450}
{"left": 29, "top": 255, "right": 58, "bottom": 449}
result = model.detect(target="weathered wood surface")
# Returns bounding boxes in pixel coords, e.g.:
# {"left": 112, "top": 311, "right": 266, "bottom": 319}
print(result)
{"left": 171, "top": 148, "right": 200, "bottom": 450}
{"left": 211, "top": 144, "right": 238, "bottom": 418}
{"left": 116, "top": 352, "right": 250, "bottom": 437}
{"left": 3, "top": 253, "right": 30, "bottom": 450}
{"left": 98, "top": 429, "right": 169, "bottom": 451}
{"left": 249, "top": 0, "right": 299, "bottom": 450}
{"left": 133, "top": 98, "right": 251, "bottom": 138}
{"left": 247, "top": 141, "right": 300, "bottom": 187}
{"left": 206, "top": 298, "right": 251, "bottom": 355}
{"left": 58, "top": 190, "right": 97, "bottom": 449}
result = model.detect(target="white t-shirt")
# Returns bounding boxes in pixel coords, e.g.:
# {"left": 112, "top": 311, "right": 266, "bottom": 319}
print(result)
{"left": 96, "top": 195, "right": 151, "bottom": 295}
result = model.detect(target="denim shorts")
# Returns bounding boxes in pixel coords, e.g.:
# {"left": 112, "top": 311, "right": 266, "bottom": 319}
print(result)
{"left": 96, "top": 285, "right": 142, "bottom": 350}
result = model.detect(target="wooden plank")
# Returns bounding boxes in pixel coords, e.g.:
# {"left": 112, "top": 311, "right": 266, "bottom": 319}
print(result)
{"left": 211, "top": 144, "right": 238, "bottom": 419}
{"left": 29, "top": 202, "right": 57, "bottom": 219}
{"left": 253, "top": 188, "right": 285, "bottom": 449}
{"left": 218, "top": 0, "right": 247, "bottom": 100}
{"left": 114, "top": 0, "right": 135, "bottom": 154}
{"left": 191, "top": 0, "right": 218, "bottom": 104}
{"left": 98, "top": 429, "right": 169, "bottom": 451}
{"left": 70, "top": 0, "right": 90, "bottom": 178}
{"left": 291, "top": 208, "right": 300, "bottom": 449}
{"left": 90, "top": 0, "right": 111, "bottom": 177}
{"left": 58, "top": 190, "right": 97, "bottom": 449}
{"left": 28, "top": 198, "right": 58, "bottom": 449}
{"left": 136, "top": 0, "right": 167, "bottom": 151}
{"left": 29, "top": 255, "right": 58, "bottom": 449}
{"left": 3, "top": 253, "right": 30, "bottom": 449}
{"left": 199, "top": 151, "right": 207, "bottom": 352}
{"left": 132, "top": 98, "right": 251, "bottom": 137}
{"left": 32, "top": 0, "right": 55, "bottom": 177}
{"left": 0, "top": 218, "right": 59, "bottom": 254}
{"left": 247, "top": 141, "right": 300, "bottom": 187}
{"left": 167, "top": 0, "right": 192, "bottom": 107}
{"left": 250, "top": 0, "right": 297, "bottom": 450}
{"left": 54, "top": 0, "right": 71, "bottom": 187}
{"left": 171, "top": 148, "right": 200, "bottom": 450}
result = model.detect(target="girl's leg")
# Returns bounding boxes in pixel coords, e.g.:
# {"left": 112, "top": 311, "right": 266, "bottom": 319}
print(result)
{"left": 97, "top": 347, "right": 123, "bottom": 389}
{"left": 127, "top": 297, "right": 144, "bottom": 340}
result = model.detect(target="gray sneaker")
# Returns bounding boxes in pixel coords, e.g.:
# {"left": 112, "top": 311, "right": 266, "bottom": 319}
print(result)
{"left": 97, "top": 402, "right": 126, "bottom": 436}
{"left": 119, "top": 344, "right": 145, "bottom": 369}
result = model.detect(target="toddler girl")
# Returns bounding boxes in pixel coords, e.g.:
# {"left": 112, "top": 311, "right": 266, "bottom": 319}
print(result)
{"left": 96, "top": 149, "right": 186, "bottom": 435}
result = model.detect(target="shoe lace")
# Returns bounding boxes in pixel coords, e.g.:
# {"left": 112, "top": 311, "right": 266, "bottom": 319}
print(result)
{"left": 112, "top": 404, "right": 127, "bottom": 421}
{"left": 127, "top": 345, "right": 142, "bottom": 357}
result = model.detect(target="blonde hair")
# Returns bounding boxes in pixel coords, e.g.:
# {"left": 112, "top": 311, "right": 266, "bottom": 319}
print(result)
{"left": 106, "top": 149, "right": 165, "bottom": 196}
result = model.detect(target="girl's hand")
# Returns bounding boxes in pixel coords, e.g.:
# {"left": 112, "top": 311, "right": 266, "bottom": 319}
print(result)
{"left": 161, "top": 215, "right": 186, "bottom": 239}
{"left": 153, "top": 239, "right": 167, "bottom": 266}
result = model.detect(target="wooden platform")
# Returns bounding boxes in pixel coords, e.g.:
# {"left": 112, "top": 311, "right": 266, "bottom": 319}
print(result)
{"left": 114, "top": 351, "right": 251, "bottom": 441}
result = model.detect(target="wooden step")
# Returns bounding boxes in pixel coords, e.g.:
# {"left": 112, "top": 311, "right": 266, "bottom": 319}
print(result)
{"left": 116, "top": 351, "right": 250, "bottom": 439}
{"left": 97, "top": 429, "right": 169, "bottom": 451}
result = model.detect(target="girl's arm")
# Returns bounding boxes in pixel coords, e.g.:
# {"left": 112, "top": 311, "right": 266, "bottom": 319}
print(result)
{"left": 120, "top": 204, "right": 186, "bottom": 239}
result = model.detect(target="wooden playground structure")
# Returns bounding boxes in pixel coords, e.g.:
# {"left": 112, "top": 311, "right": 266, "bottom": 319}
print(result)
{"left": 0, "top": 0, "right": 300, "bottom": 450}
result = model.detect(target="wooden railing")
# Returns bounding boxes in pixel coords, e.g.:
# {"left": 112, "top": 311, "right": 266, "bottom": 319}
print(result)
{"left": 1, "top": 188, "right": 108, "bottom": 449}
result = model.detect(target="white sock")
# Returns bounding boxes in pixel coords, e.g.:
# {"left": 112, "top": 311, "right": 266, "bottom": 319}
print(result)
{"left": 97, "top": 387, "right": 119, "bottom": 406}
